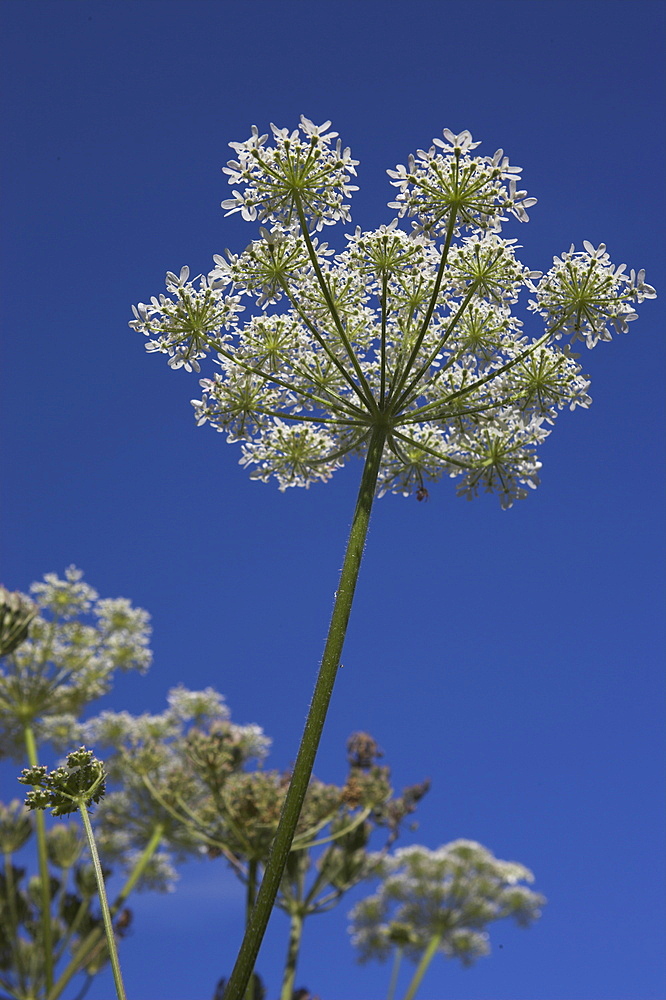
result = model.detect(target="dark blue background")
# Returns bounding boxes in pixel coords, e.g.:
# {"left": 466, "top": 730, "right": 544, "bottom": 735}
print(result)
{"left": 2, "top": 2, "right": 664, "bottom": 998}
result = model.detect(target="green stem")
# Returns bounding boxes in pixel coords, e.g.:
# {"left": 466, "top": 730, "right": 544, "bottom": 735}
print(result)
{"left": 391, "top": 281, "right": 481, "bottom": 414}
{"left": 402, "top": 933, "right": 442, "bottom": 1000}
{"left": 438, "top": 318, "right": 567, "bottom": 409}
{"left": 291, "top": 805, "right": 371, "bottom": 851}
{"left": 279, "top": 909, "right": 304, "bottom": 1000}
{"left": 272, "top": 263, "right": 376, "bottom": 417}
{"left": 387, "top": 209, "right": 458, "bottom": 409}
{"left": 23, "top": 724, "right": 53, "bottom": 993}
{"left": 77, "top": 802, "right": 126, "bottom": 1000}
{"left": 199, "top": 332, "right": 367, "bottom": 422}
{"left": 387, "top": 946, "right": 403, "bottom": 1000}
{"left": 3, "top": 850, "right": 27, "bottom": 991}
{"left": 242, "top": 859, "right": 259, "bottom": 1000}
{"left": 294, "top": 194, "right": 378, "bottom": 413}
{"left": 223, "top": 423, "right": 387, "bottom": 1000}
{"left": 47, "top": 824, "right": 163, "bottom": 1000}
{"left": 245, "top": 858, "right": 258, "bottom": 926}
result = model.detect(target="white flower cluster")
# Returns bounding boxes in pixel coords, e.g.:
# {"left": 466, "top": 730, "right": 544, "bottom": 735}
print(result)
{"left": 221, "top": 116, "right": 359, "bottom": 231}
{"left": 81, "top": 687, "right": 272, "bottom": 884}
{"left": 348, "top": 840, "right": 545, "bottom": 967}
{"left": 129, "top": 267, "right": 243, "bottom": 373}
{"left": 0, "top": 568, "right": 152, "bottom": 758}
{"left": 131, "top": 121, "right": 654, "bottom": 507}
{"left": 82, "top": 686, "right": 271, "bottom": 779}
{"left": 387, "top": 129, "right": 536, "bottom": 236}
{"left": 530, "top": 241, "right": 656, "bottom": 347}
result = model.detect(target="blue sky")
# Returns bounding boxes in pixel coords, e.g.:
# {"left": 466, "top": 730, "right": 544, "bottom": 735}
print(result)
{"left": 1, "top": 2, "right": 665, "bottom": 998}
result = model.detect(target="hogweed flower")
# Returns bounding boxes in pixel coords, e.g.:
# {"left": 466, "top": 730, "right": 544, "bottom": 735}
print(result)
{"left": 0, "top": 586, "right": 37, "bottom": 657}
{"left": 221, "top": 117, "right": 358, "bottom": 229}
{"left": 19, "top": 748, "right": 127, "bottom": 1000}
{"left": 349, "top": 840, "right": 545, "bottom": 999}
{"left": 0, "top": 567, "right": 152, "bottom": 760}
{"left": 131, "top": 120, "right": 652, "bottom": 509}
{"left": 386, "top": 128, "right": 536, "bottom": 234}
{"left": 80, "top": 684, "right": 272, "bottom": 871}
{"left": 20, "top": 747, "right": 106, "bottom": 818}
{"left": 129, "top": 117, "right": 654, "bottom": 999}
{"left": 0, "top": 569, "right": 151, "bottom": 998}
{"left": 529, "top": 241, "right": 655, "bottom": 347}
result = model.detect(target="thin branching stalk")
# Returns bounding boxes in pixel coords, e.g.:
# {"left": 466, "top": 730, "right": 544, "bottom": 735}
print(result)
{"left": 402, "top": 933, "right": 442, "bottom": 1000}
{"left": 295, "top": 195, "right": 378, "bottom": 413}
{"left": 77, "top": 802, "right": 126, "bottom": 1000}
{"left": 388, "top": 209, "right": 458, "bottom": 408}
{"left": 23, "top": 724, "right": 53, "bottom": 993}
{"left": 387, "top": 946, "right": 403, "bottom": 1000}
{"left": 2, "top": 851, "right": 27, "bottom": 992}
{"left": 279, "top": 910, "right": 304, "bottom": 1000}
{"left": 47, "top": 824, "right": 163, "bottom": 1000}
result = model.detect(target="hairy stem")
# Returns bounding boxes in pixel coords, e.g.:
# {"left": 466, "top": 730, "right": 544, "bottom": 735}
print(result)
{"left": 47, "top": 823, "right": 163, "bottom": 1000}
{"left": 3, "top": 851, "right": 27, "bottom": 992}
{"left": 23, "top": 724, "right": 53, "bottom": 993}
{"left": 402, "top": 933, "right": 442, "bottom": 1000}
{"left": 77, "top": 802, "right": 126, "bottom": 1000}
{"left": 223, "top": 423, "right": 387, "bottom": 999}
{"left": 387, "top": 946, "right": 403, "bottom": 1000}
{"left": 242, "top": 860, "right": 259, "bottom": 1000}
{"left": 280, "top": 910, "right": 304, "bottom": 1000}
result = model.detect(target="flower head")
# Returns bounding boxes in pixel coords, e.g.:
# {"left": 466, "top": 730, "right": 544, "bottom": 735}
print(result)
{"left": 221, "top": 116, "right": 359, "bottom": 231}
{"left": 129, "top": 267, "right": 242, "bottom": 372}
{"left": 20, "top": 747, "right": 106, "bottom": 817}
{"left": 0, "top": 568, "right": 151, "bottom": 759}
{"left": 132, "top": 121, "right": 654, "bottom": 506}
{"left": 349, "top": 840, "right": 545, "bottom": 968}
{"left": 387, "top": 128, "right": 536, "bottom": 236}
{"left": 0, "top": 586, "right": 36, "bottom": 656}
{"left": 530, "top": 241, "right": 655, "bottom": 347}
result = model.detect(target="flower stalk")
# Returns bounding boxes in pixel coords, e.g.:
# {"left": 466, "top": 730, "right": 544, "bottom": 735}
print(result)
{"left": 402, "top": 933, "right": 442, "bottom": 1000}
{"left": 0, "top": 571, "right": 158, "bottom": 1000}
{"left": 279, "top": 910, "right": 304, "bottom": 1000}
{"left": 19, "top": 748, "right": 126, "bottom": 1000}
{"left": 222, "top": 423, "right": 386, "bottom": 998}
{"left": 77, "top": 800, "right": 127, "bottom": 1000}
{"left": 48, "top": 823, "right": 164, "bottom": 1000}
{"left": 23, "top": 723, "right": 54, "bottom": 993}
{"left": 129, "top": 116, "right": 655, "bottom": 996}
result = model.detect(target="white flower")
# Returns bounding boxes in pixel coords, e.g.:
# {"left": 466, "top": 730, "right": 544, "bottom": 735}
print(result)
{"left": 221, "top": 116, "right": 359, "bottom": 232}
{"left": 0, "top": 570, "right": 152, "bottom": 757}
{"left": 453, "top": 416, "right": 546, "bottom": 509}
{"left": 129, "top": 271, "right": 242, "bottom": 373}
{"left": 377, "top": 424, "right": 451, "bottom": 497}
{"left": 30, "top": 564, "right": 97, "bottom": 618}
{"left": 530, "top": 241, "right": 651, "bottom": 347}
{"left": 132, "top": 120, "right": 655, "bottom": 507}
{"left": 166, "top": 685, "right": 230, "bottom": 724}
{"left": 387, "top": 128, "right": 537, "bottom": 236}
{"left": 239, "top": 420, "right": 345, "bottom": 490}
{"left": 349, "top": 840, "right": 545, "bottom": 967}
{"left": 446, "top": 235, "right": 538, "bottom": 304}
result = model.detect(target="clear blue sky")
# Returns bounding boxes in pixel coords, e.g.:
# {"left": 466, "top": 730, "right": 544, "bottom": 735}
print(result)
{"left": 2, "top": 2, "right": 665, "bottom": 998}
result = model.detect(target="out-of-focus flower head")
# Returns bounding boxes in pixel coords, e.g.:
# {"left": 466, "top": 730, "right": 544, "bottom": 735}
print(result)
{"left": 349, "top": 840, "right": 545, "bottom": 968}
